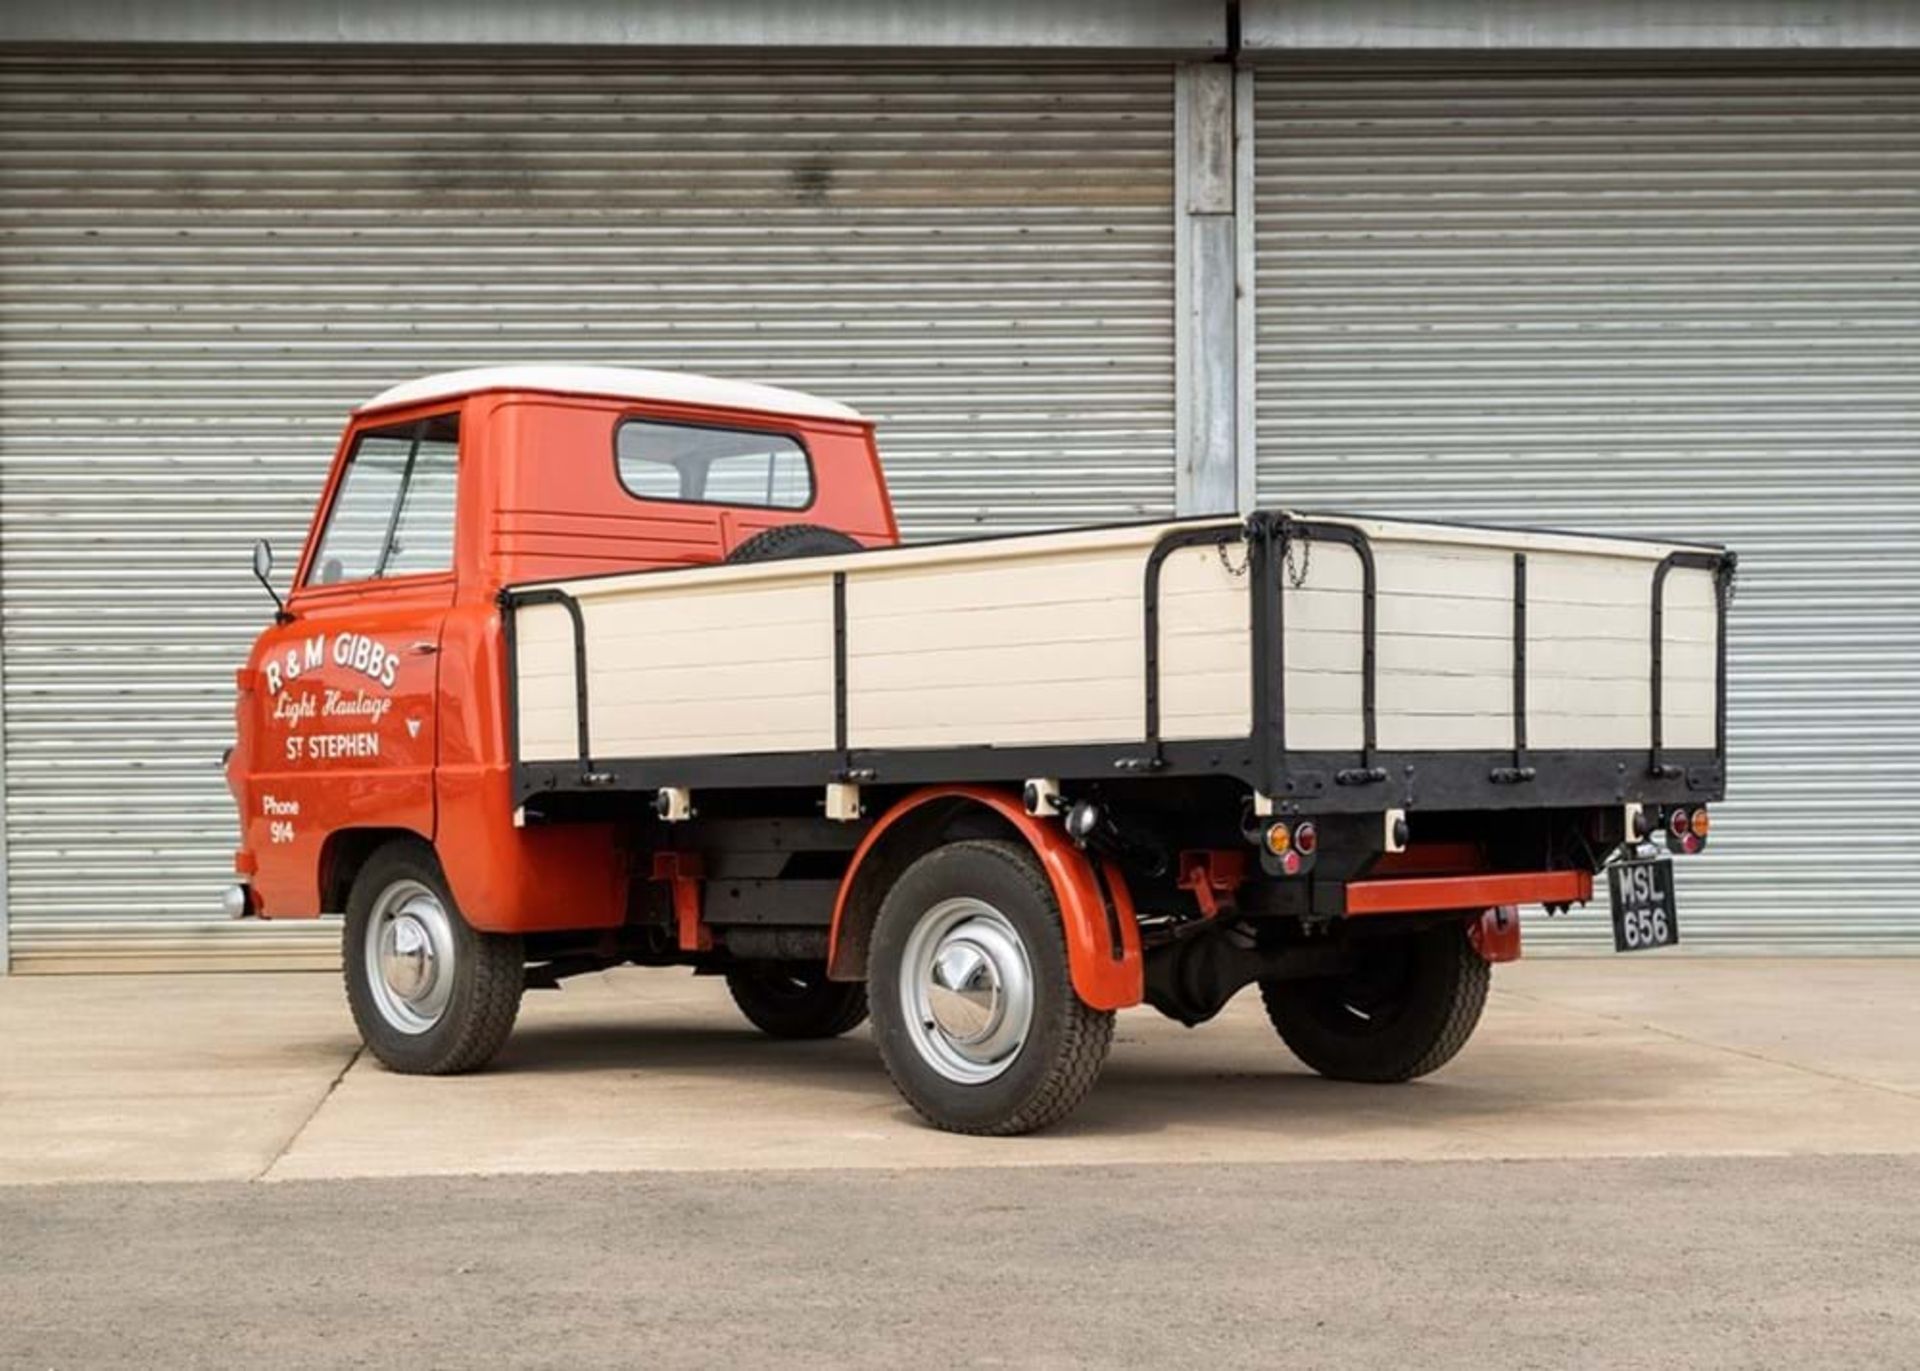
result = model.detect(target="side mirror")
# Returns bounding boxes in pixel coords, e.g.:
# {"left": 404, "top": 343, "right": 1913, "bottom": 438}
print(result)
{"left": 252, "top": 539, "right": 292, "bottom": 624}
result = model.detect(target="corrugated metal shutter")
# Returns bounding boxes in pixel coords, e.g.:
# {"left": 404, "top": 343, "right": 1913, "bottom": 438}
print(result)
{"left": 0, "top": 52, "right": 1175, "bottom": 970}
{"left": 1253, "top": 66, "right": 1920, "bottom": 949}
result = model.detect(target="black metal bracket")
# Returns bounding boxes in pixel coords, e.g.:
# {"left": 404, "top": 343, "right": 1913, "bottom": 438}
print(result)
{"left": 1648, "top": 549, "right": 1735, "bottom": 780}
{"left": 1143, "top": 518, "right": 1249, "bottom": 771}
{"left": 1137, "top": 510, "right": 1390, "bottom": 806}
{"left": 1498, "top": 551, "right": 1534, "bottom": 784}
{"left": 1249, "top": 511, "right": 1287, "bottom": 798}
{"left": 1279, "top": 516, "right": 1381, "bottom": 782}
{"left": 1715, "top": 552, "right": 1738, "bottom": 763}
{"left": 832, "top": 571, "right": 849, "bottom": 763}
{"left": 497, "top": 585, "right": 611, "bottom": 787}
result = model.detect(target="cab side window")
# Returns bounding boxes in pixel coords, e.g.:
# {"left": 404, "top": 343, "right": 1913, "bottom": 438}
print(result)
{"left": 615, "top": 419, "right": 812, "bottom": 510}
{"left": 308, "top": 414, "right": 459, "bottom": 586}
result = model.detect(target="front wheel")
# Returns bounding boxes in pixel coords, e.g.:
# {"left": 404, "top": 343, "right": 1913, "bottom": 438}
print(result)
{"left": 868, "top": 839, "right": 1113, "bottom": 1135}
{"left": 343, "top": 841, "right": 524, "bottom": 1075}
{"left": 1258, "top": 922, "right": 1489, "bottom": 1083}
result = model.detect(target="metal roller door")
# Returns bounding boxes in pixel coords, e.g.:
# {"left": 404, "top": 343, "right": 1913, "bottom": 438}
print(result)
{"left": 1253, "top": 66, "right": 1920, "bottom": 949}
{"left": 0, "top": 53, "right": 1175, "bottom": 970}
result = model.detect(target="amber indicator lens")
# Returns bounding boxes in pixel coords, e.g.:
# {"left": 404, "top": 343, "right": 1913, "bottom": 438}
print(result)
{"left": 1690, "top": 808, "right": 1711, "bottom": 838}
{"left": 1264, "top": 822, "right": 1292, "bottom": 855}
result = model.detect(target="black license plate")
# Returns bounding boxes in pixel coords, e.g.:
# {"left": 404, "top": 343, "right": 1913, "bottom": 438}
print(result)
{"left": 1609, "top": 857, "right": 1679, "bottom": 952}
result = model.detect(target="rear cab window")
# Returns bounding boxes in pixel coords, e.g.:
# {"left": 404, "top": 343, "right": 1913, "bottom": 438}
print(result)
{"left": 615, "top": 418, "right": 812, "bottom": 510}
{"left": 307, "top": 414, "right": 460, "bottom": 586}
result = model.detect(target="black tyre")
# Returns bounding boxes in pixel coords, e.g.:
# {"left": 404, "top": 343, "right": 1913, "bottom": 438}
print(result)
{"left": 869, "top": 839, "right": 1114, "bottom": 1136}
{"left": 1258, "top": 922, "right": 1489, "bottom": 1083}
{"left": 726, "top": 523, "right": 863, "bottom": 564}
{"left": 343, "top": 840, "right": 525, "bottom": 1075}
{"left": 726, "top": 965, "right": 869, "bottom": 1040}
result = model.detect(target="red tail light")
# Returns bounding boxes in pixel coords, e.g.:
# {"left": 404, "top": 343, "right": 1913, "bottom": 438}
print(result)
{"left": 1664, "top": 805, "right": 1710, "bottom": 854}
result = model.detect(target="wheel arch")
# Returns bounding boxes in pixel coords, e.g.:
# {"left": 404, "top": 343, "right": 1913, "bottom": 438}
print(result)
{"left": 319, "top": 826, "right": 433, "bottom": 914}
{"left": 826, "top": 786, "right": 1143, "bottom": 1011}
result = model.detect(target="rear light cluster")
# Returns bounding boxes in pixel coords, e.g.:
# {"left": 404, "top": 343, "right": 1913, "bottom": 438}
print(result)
{"left": 1664, "top": 805, "right": 1711, "bottom": 854}
{"left": 1260, "top": 819, "right": 1318, "bottom": 877}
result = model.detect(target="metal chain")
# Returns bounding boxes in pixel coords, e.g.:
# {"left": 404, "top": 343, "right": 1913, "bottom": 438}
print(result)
{"left": 1283, "top": 530, "right": 1312, "bottom": 589}
{"left": 1215, "top": 537, "right": 1250, "bottom": 579}
{"left": 1211, "top": 521, "right": 1309, "bottom": 586}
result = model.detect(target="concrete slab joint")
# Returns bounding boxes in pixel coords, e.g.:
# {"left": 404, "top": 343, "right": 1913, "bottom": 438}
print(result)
{"left": 1174, "top": 61, "right": 1244, "bottom": 518}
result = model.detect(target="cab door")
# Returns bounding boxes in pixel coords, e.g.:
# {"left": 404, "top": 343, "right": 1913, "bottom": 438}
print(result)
{"left": 242, "top": 413, "right": 461, "bottom": 909}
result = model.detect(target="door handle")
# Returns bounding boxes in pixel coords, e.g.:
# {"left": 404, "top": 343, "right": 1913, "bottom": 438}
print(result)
{"left": 409, "top": 641, "right": 439, "bottom": 656}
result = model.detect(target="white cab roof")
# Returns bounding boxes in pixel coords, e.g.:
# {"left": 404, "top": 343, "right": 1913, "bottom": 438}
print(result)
{"left": 357, "top": 366, "right": 864, "bottom": 422}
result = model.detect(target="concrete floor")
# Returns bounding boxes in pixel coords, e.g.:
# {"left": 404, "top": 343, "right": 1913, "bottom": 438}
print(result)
{"left": 2, "top": 958, "right": 1916, "bottom": 1185}
{"left": 6, "top": 1157, "right": 1918, "bottom": 1370}
{"left": 6, "top": 959, "right": 1920, "bottom": 1368}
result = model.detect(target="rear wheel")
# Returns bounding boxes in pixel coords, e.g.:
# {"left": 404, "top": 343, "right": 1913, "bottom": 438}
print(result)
{"left": 726, "top": 965, "right": 869, "bottom": 1040}
{"left": 1258, "top": 922, "right": 1488, "bottom": 1083}
{"left": 343, "top": 841, "right": 524, "bottom": 1075}
{"left": 869, "top": 840, "right": 1113, "bottom": 1135}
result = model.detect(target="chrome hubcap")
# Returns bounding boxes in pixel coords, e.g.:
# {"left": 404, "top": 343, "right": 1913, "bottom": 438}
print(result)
{"left": 901, "top": 898, "right": 1034, "bottom": 1084}
{"left": 380, "top": 915, "right": 435, "bottom": 1000}
{"left": 929, "top": 942, "right": 1001, "bottom": 1042}
{"left": 364, "top": 880, "right": 456, "bottom": 1035}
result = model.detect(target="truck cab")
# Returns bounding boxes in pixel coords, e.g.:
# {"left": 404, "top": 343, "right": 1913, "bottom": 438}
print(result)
{"left": 228, "top": 366, "right": 1731, "bottom": 1136}
{"left": 228, "top": 367, "right": 895, "bottom": 932}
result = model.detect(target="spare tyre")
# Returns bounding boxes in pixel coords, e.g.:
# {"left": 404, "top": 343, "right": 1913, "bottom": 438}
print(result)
{"left": 726, "top": 524, "right": 863, "bottom": 563}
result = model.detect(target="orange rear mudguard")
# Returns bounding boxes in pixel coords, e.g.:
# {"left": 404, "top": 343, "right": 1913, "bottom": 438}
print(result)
{"left": 828, "top": 785, "right": 1144, "bottom": 1011}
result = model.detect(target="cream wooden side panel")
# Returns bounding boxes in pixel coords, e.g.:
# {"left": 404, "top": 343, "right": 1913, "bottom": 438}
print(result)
{"left": 1285, "top": 539, "right": 1515, "bottom": 751}
{"left": 511, "top": 522, "right": 1212, "bottom": 762}
{"left": 1527, "top": 552, "right": 1653, "bottom": 750}
{"left": 1374, "top": 541, "right": 1515, "bottom": 602}
{"left": 1279, "top": 529, "right": 1720, "bottom": 755}
{"left": 1281, "top": 540, "right": 1362, "bottom": 749}
{"left": 593, "top": 580, "right": 834, "bottom": 756}
{"left": 846, "top": 544, "right": 1148, "bottom": 748}
{"left": 1376, "top": 540, "right": 1513, "bottom": 750}
{"left": 511, "top": 513, "right": 1720, "bottom": 766}
{"left": 514, "top": 575, "right": 836, "bottom": 760}
{"left": 1661, "top": 567, "right": 1720, "bottom": 750}
{"left": 1156, "top": 543, "right": 1252, "bottom": 740}
{"left": 515, "top": 602, "right": 584, "bottom": 762}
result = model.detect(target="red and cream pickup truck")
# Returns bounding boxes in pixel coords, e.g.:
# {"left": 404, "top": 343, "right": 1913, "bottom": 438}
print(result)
{"left": 227, "top": 366, "right": 1733, "bottom": 1135}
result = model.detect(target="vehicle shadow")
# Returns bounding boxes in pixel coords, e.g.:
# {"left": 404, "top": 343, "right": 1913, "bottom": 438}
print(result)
{"left": 482, "top": 1008, "right": 1723, "bottom": 1144}
{"left": 493, "top": 1018, "right": 881, "bottom": 1085}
